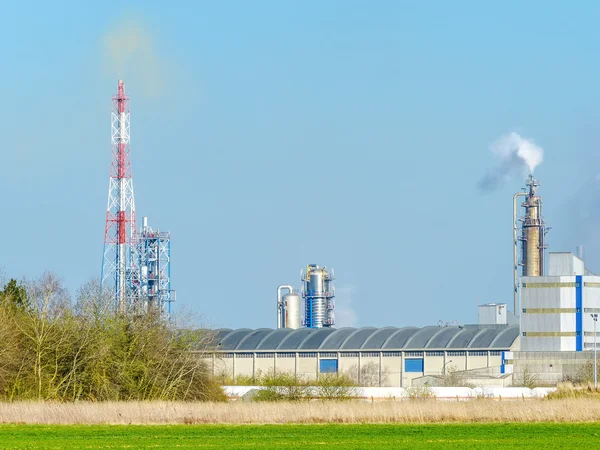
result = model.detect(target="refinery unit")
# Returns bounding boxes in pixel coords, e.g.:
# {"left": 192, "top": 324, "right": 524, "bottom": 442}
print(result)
{"left": 100, "top": 80, "right": 174, "bottom": 315}
{"left": 94, "top": 81, "right": 600, "bottom": 386}
{"left": 278, "top": 265, "right": 336, "bottom": 330}
{"left": 209, "top": 173, "right": 600, "bottom": 387}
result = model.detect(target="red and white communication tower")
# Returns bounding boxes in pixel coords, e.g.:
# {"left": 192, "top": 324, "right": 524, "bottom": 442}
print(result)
{"left": 101, "top": 80, "right": 140, "bottom": 313}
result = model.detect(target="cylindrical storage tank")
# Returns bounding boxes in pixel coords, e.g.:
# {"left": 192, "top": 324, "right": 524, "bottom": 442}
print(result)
{"left": 305, "top": 297, "right": 327, "bottom": 328}
{"left": 302, "top": 265, "right": 335, "bottom": 328}
{"left": 307, "top": 268, "right": 324, "bottom": 294}
{"left": 283, "top": 293, "right": 302, "bottom": 329}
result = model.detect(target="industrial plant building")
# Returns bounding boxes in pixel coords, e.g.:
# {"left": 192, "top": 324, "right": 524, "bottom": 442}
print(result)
{"left": 207, "top": 174, "right": 600, "bottom": 386}
{"left": 521, "top": 252, "right": 600, "bottom": 352}
{"left": 207, "top": 325, "right": 519, "bottom": 387}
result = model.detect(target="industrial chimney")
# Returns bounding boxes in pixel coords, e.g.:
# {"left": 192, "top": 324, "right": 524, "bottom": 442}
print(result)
{"left": 513, "top": 175, "right": 548, "bottom": 313}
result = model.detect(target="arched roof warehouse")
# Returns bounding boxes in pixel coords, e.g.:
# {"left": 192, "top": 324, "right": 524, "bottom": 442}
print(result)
{"left": 212, "top": 325, "right": 519, "bottom": 351}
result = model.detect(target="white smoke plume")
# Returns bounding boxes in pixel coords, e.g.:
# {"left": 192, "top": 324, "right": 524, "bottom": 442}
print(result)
{"left": 103, "top": 18, "right": 166, "bottom": 97}
{"left": 478, "top": 132, "right": 544, "bottom": 191}
{"left": 335, "top": 285, "right": 358, "bottom": 328}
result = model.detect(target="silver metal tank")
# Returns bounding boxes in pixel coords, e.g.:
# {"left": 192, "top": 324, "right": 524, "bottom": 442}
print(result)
{"left": 302, "top": 264, "right": 335, "bottom": 328}
{"left": 283, "top": 293, "right": 302, "bottom": 329}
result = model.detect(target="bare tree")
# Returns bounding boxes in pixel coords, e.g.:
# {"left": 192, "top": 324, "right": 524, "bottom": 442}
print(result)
{"left": 346, "top": 361, "right": 389, "bottom": 387}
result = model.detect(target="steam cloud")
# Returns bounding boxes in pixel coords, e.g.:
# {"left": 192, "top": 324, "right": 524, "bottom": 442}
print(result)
{"left": 103, "top": 19, "right": 166, "bottom": 96}
{"left": 478, "top": 132, "right": 544, "bottom": 191}
{"left": 335, "top": 285, "right": 358, "bottom": 328}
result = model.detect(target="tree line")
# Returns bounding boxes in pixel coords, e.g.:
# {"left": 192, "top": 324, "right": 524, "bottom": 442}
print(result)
{"left": 0, "top": 271, "right": 224, "bottom": 402}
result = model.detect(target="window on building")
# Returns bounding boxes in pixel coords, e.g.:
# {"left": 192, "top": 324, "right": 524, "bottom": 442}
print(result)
{"left": 299, "top": 352, "right": 317, "bottom": 358}
{"left": 382, "top": 352, "right": 401, "bottom": 357}
{"left": 319, "top": 359, "right": 338, "bottom": 373}
{"left": 426, "top": 351, "right": 444, "bottom": 357}
{"left": 404, "top": 358, "right": 424, "bottom": 373}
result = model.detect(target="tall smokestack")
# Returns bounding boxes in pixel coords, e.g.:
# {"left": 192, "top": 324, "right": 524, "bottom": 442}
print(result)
{"left": 520, "top": 175, "right": 547, "bottom": 277}
{"left": 513, "top": 175, "right": 548, "bottom": 314}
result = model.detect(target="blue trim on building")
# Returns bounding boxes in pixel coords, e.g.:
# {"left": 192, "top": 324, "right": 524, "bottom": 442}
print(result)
{"left": 405, "top": 358, "right": 424, "bottom": 373}
{"left": 319, "top": 359, "right": 338, "bottom": 373}
{"left": 576, "top": 275, "right": 583, "bottom": 351}
{"left": 500, "top": 351, "right": 505, "bottom": 374}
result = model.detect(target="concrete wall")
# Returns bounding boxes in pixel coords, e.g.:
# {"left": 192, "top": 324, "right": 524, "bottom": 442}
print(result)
{"left": 521, "top": 275, "right": 600, "bottom": 352}
{"left": 411, "top": 374, "right": 513, "bottom": 388}
{"left": 224, "top": 385, "right": 556, "bottom": 400}
{"left": 512, "top": 351, "right": 596, "bottom": 384}
{"left": 479, "top": 304, "right": 508, "bottom": 325}
{"left": 208, "top": 350, "right": 508, "bottom": 387}
{"left": 548, "top": 253, "right": 584, "bottom": 276}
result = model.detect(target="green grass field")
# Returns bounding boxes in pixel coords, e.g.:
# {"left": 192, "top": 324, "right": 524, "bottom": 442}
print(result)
{"left": 1, "top": 423, "right": 599, "bottom": 449}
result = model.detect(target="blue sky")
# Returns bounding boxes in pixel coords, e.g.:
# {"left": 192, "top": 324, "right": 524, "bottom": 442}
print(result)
{"left": 2, "top": 1, "right": 600, "bottom": 329}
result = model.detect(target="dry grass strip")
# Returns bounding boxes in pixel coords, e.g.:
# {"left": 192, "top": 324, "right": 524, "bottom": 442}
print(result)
{"left": 0, "top": 399, "right": 600, "bottom": 425}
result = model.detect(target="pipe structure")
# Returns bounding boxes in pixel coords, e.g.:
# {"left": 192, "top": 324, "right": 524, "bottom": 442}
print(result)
{"left": 513, "top": 191, "right": 527, "bottom": 315}
{"left": 277, "top": 285, "right": 294, "bottom": 328}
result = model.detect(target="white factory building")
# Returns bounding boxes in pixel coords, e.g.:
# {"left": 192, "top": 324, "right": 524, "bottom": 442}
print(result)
{"left": 520, "top": 252, "right": 600, "bottom": 352}
{"left": 206, "top": 325, "right": 519, "bottom": 387}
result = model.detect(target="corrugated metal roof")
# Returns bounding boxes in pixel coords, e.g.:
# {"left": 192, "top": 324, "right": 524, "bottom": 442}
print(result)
{"left": 213, "top": 325, "right": 519, "bottom": 351}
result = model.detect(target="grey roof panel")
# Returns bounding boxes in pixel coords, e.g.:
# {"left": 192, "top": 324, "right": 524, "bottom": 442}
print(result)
{"left": 404, "top": 327, "right": 441, "bottom": 349}
{"left": 210, "top": 329, "right": 232, "bottom": 343}
{"left": 469, "top": 328, "right": 501, "bottom": 348}
{"left": 447, "top": 328, "right": 481, "bottom": 348}
{"left": 426, "top": 327, "right": 462, "bottom": 348}
{"left": 256, "top": 328, "right": 294, "bottom": 350}
{"left": 361, "top": 327, "right": 400, "bottom": 349}
{"left": 340, "top": 327, "right": 378, "bottom": 349}
{"left": 299, "top": 328, "right": 336, "bottom": 349}
{"left": 382, "top": 327, "right": 420, "bottom": 349}
{"left": 491, "top": 326, "right": 520, "bottom": 348}
{"left": 237, "top": 329, "right": 273, "bottom": 350}
{"left": 319, "top": 328, "right": 359, "bottom": 349}
{"left": 218, "top": 328, "right": 252, "bottom": 350}
{"left": 277, "top": 328, "right": 316, "bottom": 349}
{"left": 213, "top": 325, "right": 520, "bottom": 351}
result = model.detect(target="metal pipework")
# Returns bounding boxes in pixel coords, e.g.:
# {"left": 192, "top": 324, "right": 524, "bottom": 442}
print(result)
{"left": 277, "top": 285, "right": 294, "bottom": 329}
{"left": 513, "top": 191, "right": 526, "bottom": 315}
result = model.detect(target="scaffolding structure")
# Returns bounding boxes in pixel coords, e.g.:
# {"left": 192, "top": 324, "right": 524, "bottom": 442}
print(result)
{"left": 101, "top": 80, "right": 174, "bottom": 316}
{"left": 138, "top": 217, "right": 175, "bottom": 315}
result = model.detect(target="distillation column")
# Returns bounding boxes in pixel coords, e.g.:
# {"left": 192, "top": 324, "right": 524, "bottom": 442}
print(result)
{"left": 302, "top": 265, "right": 335, "bottom": 328}
{"left": 513, "top": 175, "right": 547, "bottom": 313}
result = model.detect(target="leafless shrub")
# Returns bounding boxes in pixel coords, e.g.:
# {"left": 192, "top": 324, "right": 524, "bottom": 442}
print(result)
{"left": 0, "top": 273, "right": 224, "bottom": 402}
{"left": 512, "top": 366, "right": 540, "bottom": 389}
{"left": 439, "top": 365, "right": 475, "bottom": 388}
{"left": 346, "top": 361, "right": 389, "bottom": 387}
